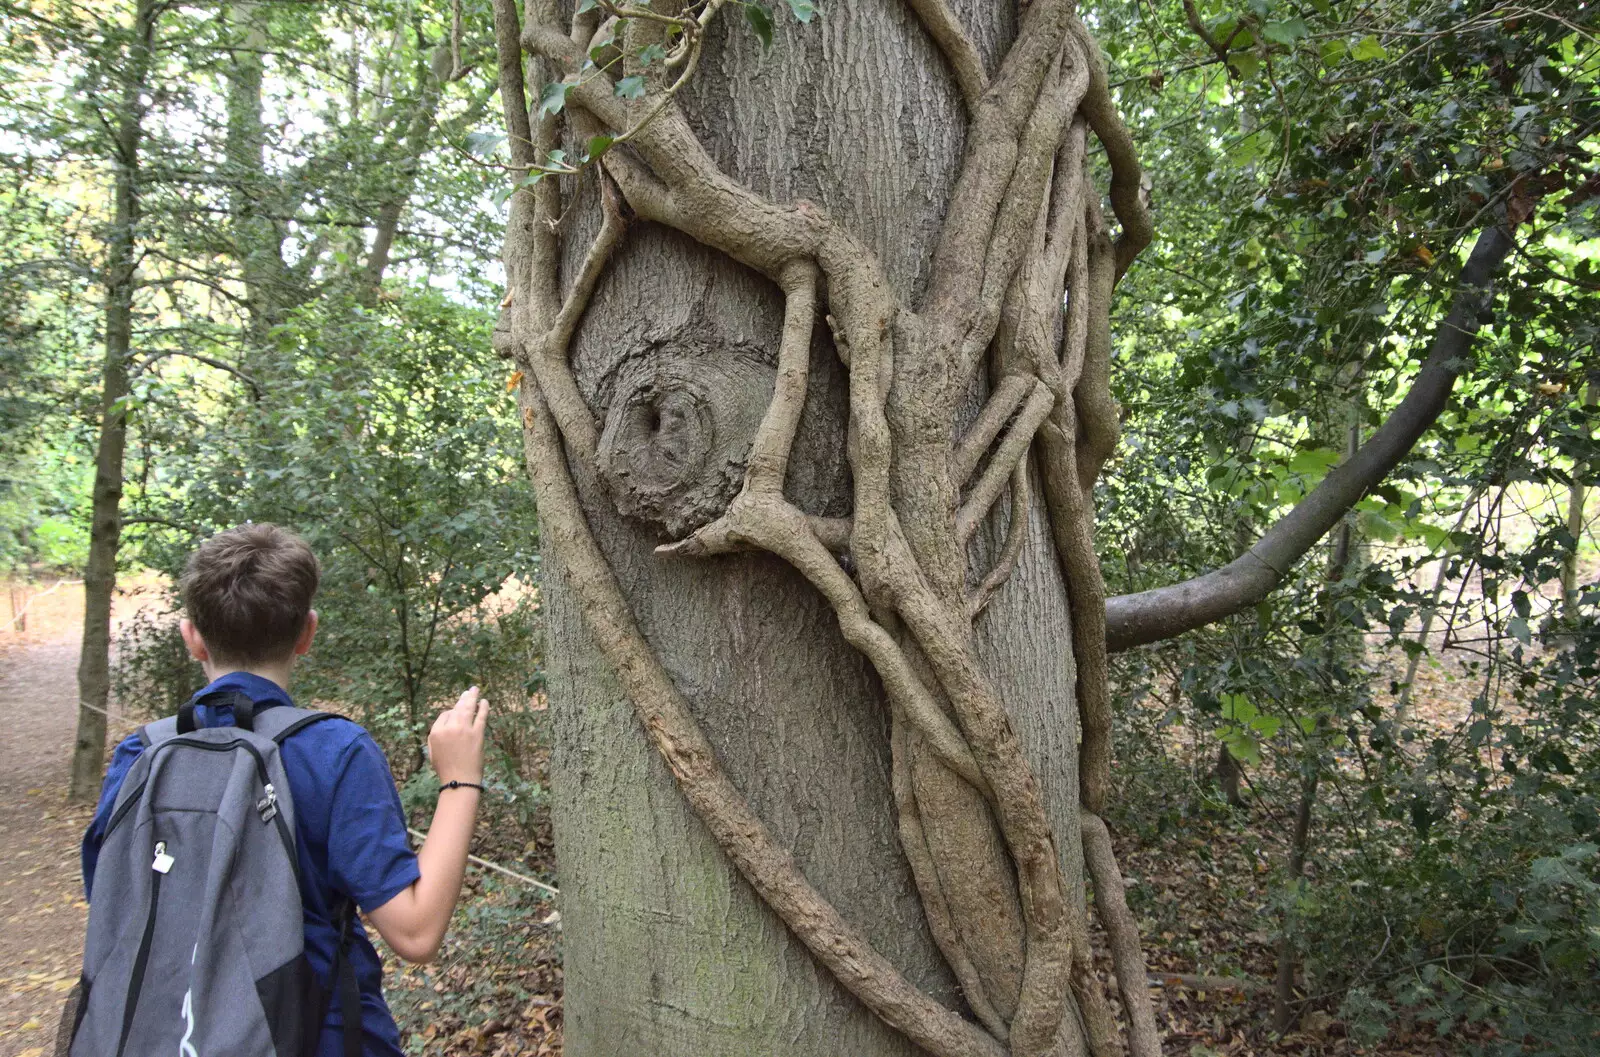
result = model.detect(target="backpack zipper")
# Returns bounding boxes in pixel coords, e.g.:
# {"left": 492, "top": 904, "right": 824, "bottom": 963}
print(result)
{"left": 102, "top": 738, "right": 300, "bottom": 885}
{"left": 114, "top": 846, "right": 165, "bottom": 1057}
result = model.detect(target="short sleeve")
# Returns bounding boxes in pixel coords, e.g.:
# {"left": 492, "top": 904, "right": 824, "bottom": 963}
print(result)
{"left": 326, "top": 735, "right": 421, "bottom": 912}
{"left": 82, "top": 733, "right": 147, "bottom": 900}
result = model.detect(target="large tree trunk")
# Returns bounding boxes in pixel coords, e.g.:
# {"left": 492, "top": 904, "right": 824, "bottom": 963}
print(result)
{"left": 496, "top": 2, "right": 1155, "bottom": 1055}
{"left": 224, "top": 1, "right": 292, "bottom": 346}
{"left": 542, "top": 7, "right": 1080, "bottom": 1053}
{"left": 69, "top": 0, "right": 159, "bottom": 802}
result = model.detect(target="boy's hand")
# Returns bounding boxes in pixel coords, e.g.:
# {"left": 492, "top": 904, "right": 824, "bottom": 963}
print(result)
{"left": 429, "top": 686, "right": 489, "bottom": 785}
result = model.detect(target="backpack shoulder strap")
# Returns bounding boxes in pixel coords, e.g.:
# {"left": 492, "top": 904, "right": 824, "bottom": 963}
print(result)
{"left": 250, "top": 706, "right": 343, "bottom": 745}
{"left": 136, "top": 715, "right": 180, "bottom": 749}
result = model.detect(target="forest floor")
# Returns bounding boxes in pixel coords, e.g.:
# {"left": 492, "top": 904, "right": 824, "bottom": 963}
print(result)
{"left": 0, "top": 577, "right": 1501, "bottom": 1057}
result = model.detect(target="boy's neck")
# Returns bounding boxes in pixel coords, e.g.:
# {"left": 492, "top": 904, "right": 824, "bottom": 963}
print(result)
{"left": 202, "top": 661, "right": 295, "bottom": 692}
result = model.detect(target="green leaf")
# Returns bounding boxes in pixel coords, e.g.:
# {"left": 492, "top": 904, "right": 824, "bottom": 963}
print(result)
{"left": 615, "top": 75, "right": 646, "bottom": 100}
{"left": 1250, "top": 714, "right": 1282, "bottom": 739}
{"left": 1262, "top": 18, "right": 1309, "bottom": 45}
{"left": 637, "top": 43, "right": 667, "bottom": 66}
{"left": 585, "top": 134, "right": 615, "bottom": 161}
{"left": 784, "top": 0, "right": 818, "bottom": 21}
{"left": 1221, "top": 693, "right": 1258, "bottom": 723}
{"left": 1508, "top": 616, "right": 1531, "bottom": 644}
{"left": 1350, "top": 35, "right": 1388, "bottom": 61}
{"left": 464, "top": 132, "right": 507, "bottom": 157}
{"left": 1230, "top": 51, "right": 1261, "bottom": 80}
{"left": 744, "top": 3, "right": 775, "bottom": 49}
{"left": 538, "top": 80, "right": 572, "bottom": 117}
{"left": 1220, "top": 727, "right": 1262, "bottom": 765}
{"left": 1288, "top": 447, "right": 1341, "bottom": 478}
{"left": 1358, "top": 509, "right": 1402, "bottom": 543}
{"left": 576, "top": 0, "right": 598, "bottom": 10}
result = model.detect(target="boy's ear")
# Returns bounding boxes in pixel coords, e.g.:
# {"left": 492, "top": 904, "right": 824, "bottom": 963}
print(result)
{"left": 294, "top": 610, "right": 319, "bottom": 657}
{"left": 179, "top": 618, "right": 210, "bottom": 663}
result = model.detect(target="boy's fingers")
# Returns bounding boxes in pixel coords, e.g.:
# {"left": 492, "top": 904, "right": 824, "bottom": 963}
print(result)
{"left": 472, "top": 696, "right": 489, "bottom": 730}
{"left": 454, "top": 686, "right": 480, "bottom": 713}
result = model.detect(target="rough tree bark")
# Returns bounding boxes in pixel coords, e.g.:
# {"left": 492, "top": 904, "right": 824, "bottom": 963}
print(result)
{"left": 68, "top": 0, "right": 159, "bottom": 803}
{"left": 494, "top": 1, "right": 1154, "bottom": 1055}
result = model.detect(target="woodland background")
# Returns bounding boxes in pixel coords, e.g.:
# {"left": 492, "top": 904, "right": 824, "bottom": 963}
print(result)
{"left": 0, "top": 0, "right": 1596, "bottom": 1053}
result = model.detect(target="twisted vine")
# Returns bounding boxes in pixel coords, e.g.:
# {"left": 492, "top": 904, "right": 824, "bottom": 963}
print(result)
{"left": 495, "top": 1, "right": 1157, "bottom": 1054}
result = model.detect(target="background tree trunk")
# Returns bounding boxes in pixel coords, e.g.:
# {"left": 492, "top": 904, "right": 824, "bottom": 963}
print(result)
{"left": 68, "top": 0, "right": 159, "bottom": 802}
{"left": 541, "top": 5, "right": 1091, "bottom": 1054}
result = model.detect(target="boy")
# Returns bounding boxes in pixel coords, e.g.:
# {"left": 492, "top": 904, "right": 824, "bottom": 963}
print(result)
{"left": 81, "top": 523, "right": 489, "bottom": 1056}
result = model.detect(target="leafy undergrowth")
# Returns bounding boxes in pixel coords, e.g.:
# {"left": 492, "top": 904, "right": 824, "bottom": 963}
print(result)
{"left": 382, "top": 775, "right": 565, "bottom": 1055}
{"left": 1113, "top": 813, "right": 1490, "bottom": 1057}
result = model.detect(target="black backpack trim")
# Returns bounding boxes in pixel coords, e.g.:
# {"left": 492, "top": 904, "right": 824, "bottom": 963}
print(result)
{"left": 269, "top": 708, "right": 364, "bottom": 1057}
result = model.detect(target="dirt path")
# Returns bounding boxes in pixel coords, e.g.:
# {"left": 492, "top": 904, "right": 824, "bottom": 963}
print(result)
{"left": 0, "top": 640, "right": 97, "bottom": 1057}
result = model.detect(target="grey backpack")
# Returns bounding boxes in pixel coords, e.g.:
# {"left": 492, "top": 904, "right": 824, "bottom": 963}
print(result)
{"left": 64, "top": 693, "right": 362, "bottom": 1057}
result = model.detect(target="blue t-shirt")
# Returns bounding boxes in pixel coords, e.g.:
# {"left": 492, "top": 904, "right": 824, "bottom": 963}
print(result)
{"left": 81, "top": 672, "right": 422, "bottom": 1057}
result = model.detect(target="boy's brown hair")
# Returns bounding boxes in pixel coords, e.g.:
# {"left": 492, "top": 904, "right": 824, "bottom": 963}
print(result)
{"left": 181, "top": 524, "right": 320, "bottom": 665}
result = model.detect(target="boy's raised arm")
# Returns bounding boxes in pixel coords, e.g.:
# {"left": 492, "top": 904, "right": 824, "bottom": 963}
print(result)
{"left": 368, "top": 686, "right": 489, "bottom": 963}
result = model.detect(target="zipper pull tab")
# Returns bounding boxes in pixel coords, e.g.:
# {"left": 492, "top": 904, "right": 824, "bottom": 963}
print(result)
{"left": 152, "top": 841, "right": 175, "bottom": 874}
{"left": 257, "top": 783, "right": 279, "bottom": 823}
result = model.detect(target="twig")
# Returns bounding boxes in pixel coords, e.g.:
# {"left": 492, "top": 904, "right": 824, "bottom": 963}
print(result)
{"left": 1180, "top": 0, "right": 1237, "bottom": 76}
{"left": 1083, "top": 813, "right": 1162, "bottom": 1057}
{"left": 969, "top": 457, "right": 1032, "bottom": 617}
{"left": 903, "top": 0, "right": 989, "bottom": 111}
{"left": 958, "top": 381, "right": 1055, "bottom": 542}
{"left": 954, "top": 374, "right": 1033, "bottom": 483}
{"left": 1070, "top": 17, "right": 1153, "bottom": 283}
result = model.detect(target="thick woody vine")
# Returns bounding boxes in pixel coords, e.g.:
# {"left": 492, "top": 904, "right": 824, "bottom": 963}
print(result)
{"left": 492, "top": 1, "right": 1158, "bottom": 1054}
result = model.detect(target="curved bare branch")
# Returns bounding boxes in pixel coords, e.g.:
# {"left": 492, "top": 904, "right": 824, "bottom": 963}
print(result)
{"left": 1104, "top": 224, "right": 1515, "bottom": 652}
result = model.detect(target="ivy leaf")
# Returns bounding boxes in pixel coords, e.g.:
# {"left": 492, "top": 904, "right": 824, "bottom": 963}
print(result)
{"left": 587, "top": 25, "right": 616, "bottom": 63}
{"left": 637, "top": 43, "right": 667, "bottom": 66}
{"left": 615, "top": 75, "right": 646, "bottom": 99}
{"left": 576, "top": 0, "right": 598, "bottom": 10}
{"left": 784, "top": 0, "right": 817, "bottom": 22}
{"left": 538, "top": 80, "right": 572, "bottom": 117}
{"left": 585, "top": 134, "right": 615, "bottom": 161}
{"left": 744, "top": 3, "right": 775, "bottom": 49}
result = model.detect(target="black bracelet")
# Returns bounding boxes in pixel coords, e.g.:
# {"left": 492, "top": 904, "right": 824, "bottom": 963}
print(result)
{"left": 441, "top": 780, "right": 485, "bottom": 793}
